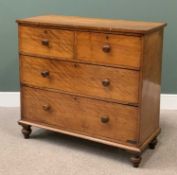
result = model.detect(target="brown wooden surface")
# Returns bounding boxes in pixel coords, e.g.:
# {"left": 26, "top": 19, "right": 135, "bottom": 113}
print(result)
{"left": 17, "top": 15, "right": 167, "bottom": 166}
{"left": 21, "top": 86, "right": 139, "bottom": 145}
{"left": 139, "top": 30, "right": 164, "bottom": 144}
{"left": 139, "top": 128, "right": 160, "bottom": 151}
{"left": 20, "top": 55, "right": 140, "bottom": 104}
{"left": 76, "top": 32, "right": 142, "bottom": 68}
{"left": 16, "top": 15, "right": 167, "bottom": 34}
{"left": 19, "top": 25, "right": 74, "bottom": 59}
{"left": 18, "top": 120, "right": 141, "bottom": 153}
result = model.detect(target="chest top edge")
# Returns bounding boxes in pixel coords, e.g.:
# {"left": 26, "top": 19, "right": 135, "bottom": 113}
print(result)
{"left": 16, "top": 15, "right": 167, "bottom": 35}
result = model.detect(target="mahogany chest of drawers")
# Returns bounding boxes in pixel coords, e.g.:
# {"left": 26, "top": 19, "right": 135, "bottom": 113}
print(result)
{"left": 16, "top": 15, "right": 167, "bottom": 167}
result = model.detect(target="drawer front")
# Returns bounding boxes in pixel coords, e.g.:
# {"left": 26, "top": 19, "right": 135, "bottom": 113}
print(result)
{"left": 76, "top": 32, "right": 142, "bottom": 69}
{"left": 20, "top": 55, "right": 140, "bottom": 104}
{"left": 22, "top": 86, "right": 139, "bottom": 144}
{"left": 19, "top": 25, "right": 74, "bottom": 59}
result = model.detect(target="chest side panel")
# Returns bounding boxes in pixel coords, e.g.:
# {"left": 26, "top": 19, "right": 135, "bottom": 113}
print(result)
{"left": 139, "top": 30, "right": 164, "bottom": 144}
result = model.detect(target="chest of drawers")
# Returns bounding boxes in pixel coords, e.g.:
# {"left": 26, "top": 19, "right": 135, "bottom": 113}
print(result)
{"left": 16, "top": 15, "right": 166, "bottom": 167}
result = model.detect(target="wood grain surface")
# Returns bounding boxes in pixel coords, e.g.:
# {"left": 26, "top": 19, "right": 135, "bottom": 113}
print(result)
{"left": 16, "top": 15, "right": 167, "bottom": 34}
{"left": 21, "top": 86, "right": 139, "bottom": 145}
{"left": 139, "top": 30, "right": 164, "bottom": 144}
{"left": 17, "top": 15, "right": 167, "bottom": 162}
{"left": 20, "top": 55, "right": 140, "bottom": 104}
{"left": 19, "top": 25, "right": 74, "bottom": 59}
{"left": 76, "top": 32, "right": 142, "bottom": 68}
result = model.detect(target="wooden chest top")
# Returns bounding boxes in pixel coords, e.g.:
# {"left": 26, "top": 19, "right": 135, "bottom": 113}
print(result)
{"left": 16, "top": 15, "right": 167, "bottom": 34}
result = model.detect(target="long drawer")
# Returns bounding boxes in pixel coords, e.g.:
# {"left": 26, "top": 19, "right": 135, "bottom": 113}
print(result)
{"left": 21, "top": 86, "right": 139, "bottom": 144}
{"left": 20, "top": 55, "right": 140, "bottom": 104}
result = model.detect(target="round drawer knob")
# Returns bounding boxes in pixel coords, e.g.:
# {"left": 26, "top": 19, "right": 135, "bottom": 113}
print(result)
{"left": 101, "top": 116, "right": 109, "bottom": 123}
{"left": 102, "top": 79, "right": 110, "bottom": 87}
{"left": 41, "top": 71, "right": 50, "bottom": 78}
{"left": 41, "top": 39, "right": 49, "bottom": 46}
{"left": 42, "top": 104, "right": 51, "bottom": 111}
{"left": 102, "top": 44, "right": 111, "bottom": 53}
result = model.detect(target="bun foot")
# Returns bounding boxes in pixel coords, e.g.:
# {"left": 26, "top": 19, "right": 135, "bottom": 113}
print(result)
{"left": 21, "top": 124, "right": 32, "bottom": 139}
{"left": 130, "top": 154, "right": 142, "bottom": 168}
{"left": 149, "top": 137, "right": 158, "bottom": 149}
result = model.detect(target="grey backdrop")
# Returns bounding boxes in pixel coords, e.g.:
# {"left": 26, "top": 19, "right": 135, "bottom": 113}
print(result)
{"left": 0, "top": 0, "right": 176, "bottom": 93}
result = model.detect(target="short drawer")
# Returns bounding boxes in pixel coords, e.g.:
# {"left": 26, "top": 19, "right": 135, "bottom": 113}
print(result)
{"left": 20, "top": 55, "right": 140, "bottom": 104}
{"left": 76, "top": 32, "right": 142, "bottom": 69}
{"left": 22, "top": 86, "right": 139, "bottom": 144}
{"left": 19, "top": 25, "right": 74, "bottom": 59}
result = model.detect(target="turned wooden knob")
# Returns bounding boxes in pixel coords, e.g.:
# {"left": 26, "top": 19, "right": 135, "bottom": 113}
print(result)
{"left": 41, "top": 39, "right": 49, "bottom": 46}
{"left": 42, "top": 104, "right": 51, "bottom": 111}
{"left": 102, "top": 79, "right": 110, "bottom": 87}
{"left": 101, "top": 116, "right": 109, "bottom": 123}
{"left": 41, "top": 71, "right": 49, "bottom": 78}
{"left": 102, "top": 43, "right": 111, "bottom": 53}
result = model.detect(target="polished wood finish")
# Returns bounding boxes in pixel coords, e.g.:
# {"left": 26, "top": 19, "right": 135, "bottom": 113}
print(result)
{"left": 76, "top": 32, "right": 142, "bottom": 68}
{"left": 19, "top": 25, "right": 74, "bottom": 59}
{"left": 20, "top": 55, "right": 140, "bottom": 104}
{"left": 130, "top": 154, "right": 142, "bottom": 168}
{"left": 17, "top": 15, "right": 167, "bottom": 167}
{"left": 18, "top": 120, "right": 141, "bottom": 153}
{"left": 16, "top": 15, "right": 167, "bottom": 34}
{"left": 20, "top": 124, "right": 32, "bottom": 139}
{"left": 138, "top": 128, "right": 160, "bottom": 152}
{"left": 21, "top": 86, "right": 139, "bottom": 145}
{"left": 149, "top": 137, "right": 158, "bottom": 149}
{"left": 139, "top": 30, "right": 164, "bottom": 144}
